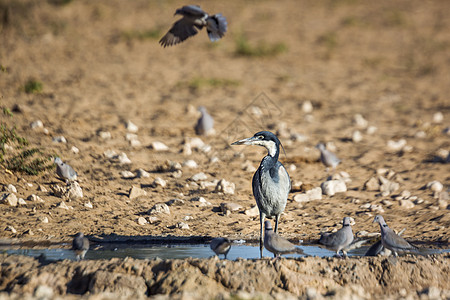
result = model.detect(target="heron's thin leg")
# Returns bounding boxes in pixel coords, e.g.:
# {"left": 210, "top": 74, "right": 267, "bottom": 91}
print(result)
{"left": 260, "top": 213, "right": 265, "bottom": 258}
{"left": 274, "top": 214, "right": 280, "bottom": 233}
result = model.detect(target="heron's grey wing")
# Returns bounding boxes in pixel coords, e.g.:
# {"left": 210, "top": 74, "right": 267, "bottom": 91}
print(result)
{"left": 159, "top": 18, "right": 200, "bottom": 47}
{"left": 365, "top": 240, "right": 384, "bottom": 256}
{"left": 252, "top": 167, "right": 264, "bottom": 212}
{"left": 206, "top": 14, "right": 227, "bottom": 42}
{"left": 178, "top": 5, "right": 206, "bottom": 17}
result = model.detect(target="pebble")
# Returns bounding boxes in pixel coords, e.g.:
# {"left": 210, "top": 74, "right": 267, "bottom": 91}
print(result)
{"left": 84, "top": 201, "right": 93, "bottom": 209}
{"left": 71, "top": 146, "right": 80, "bottom": 154}
{"left": 181, "top": 144, "right": 192, "bottom": 156}
{"left": 215, "top": 179, "right": 235, "bottom": 195}
{"left": 182, "top": 160, "right": 198, "bottom": 168}
{"left": 330, "top": 171, "right": 352, "bottom": 183}
{"left": 244, "top": 205, "right": 259, "bottom": 217}
{"left": 437, "top": 198, "right": 448, "bottom": 209}
{"left": 126, "top": 120, "right": 138, "bottom": 133}
{"left": 399, "top": 199, "right": 415, "bottom": 209}
{"left": 171, "top": 170, "right": 182, "bottom": 178}
{"left": 191, "top": 172, "right": 208, "bottom": 182}
{"left": 366, "top": 126, "right": 378, "bottom": 135}
{"left": 2, "top": 193, "right": 17, "bottom": 206}
{"left": 52, "top": 136, "right": 67, "bottom": 143}
{"left": 39, "top": 216, "right": 49, "bottom": 223}
{"left": 150, "top": 141, "right": 169, "bottom": 151}
{"left": 66, "top": 182, "right": 83, "bottom": 199}
{"left": 149, "top": 203, "right": 170, "bottom": 215}
{"left": 129, "top": 139, "right": 141, "bottom": 147}
{"left": 18, "top": 198, "right": 26, "bottom": 205}
{"left": 6, "top": 225, "right": 17, "bottom": 233}
{"left": 156, "top": 160, "right": 181, "bottom": 172}
{"left": 137, "top": 217, "right": 147, "bottom": 225}
{"left": 184, "top": 137, "right": 205, "bottom": 150}
{"left": 354, "top": 114, "right": 368, "bottom": 128}
{"left": 379, "top": 178, "right": 399, "bottom": 196}
{"left": 27, "top": 194, "right": 44, "bottom": 202}
{"left": 58, "top": 201, "right": 73, "bottom": 210}
{"left": 382, "top": 199, "right": 393, "bottom": 207}
{"left": 321, "top": 180, "right": 347, "bottom": 196}
{"left": 136, "top": 169, "right": 150, "bottom": 178}
{"left": 426, "top": 181, "right": 443, "bottom": 193}
{"left": 103, "top": 149, "right": 117, "bottom": 159}
{"left": 352, "top": 130, "right": 363, "bottom": 143}
{"left": 30, "top": 120, "right": 44, "bottom": 129}
{"left": 148, "top": 216, "right": 159, "bottom": 224}
{"left": 415, "top": 130, "right": 426, "bottom": 138}
{"left": 387, "top": 139, "right": 407, "bottom": 151}
{"left": 302, "top": 100, "right": 313, "bottom": 113}
{"left": 128, "top": 186, "right": 147, "bottom": 199}
{"left": 125, "top": 133, "right": 138, "bottom": 142}
{"left": 120, "top": 171, "right": 135, "bottom": 179}
{"left": 294, "top": 187, "right": 322, "bottom": 203}
{"left": 5, "top": 184, "right": 17, "bottom": 193}
{"left": 38, "top": 184, "right": 47, "bottom": 192}
{"left": 190, "top": 196, "right": 211, "bottom": 207}
{"left": 118, "top": 152, "right": 132, "bottom": 164}
{"left": 34, "top": 285, "right": 53, "bottom": 299}
{"left": 183, "top": 215, "right": 193, "bottom": 221}
{"left": 153, "top": 177, "right": 167, "bottom": 188}
{"left": 166, "top": 199, "right": 185, "bottom": 206}
{"left": 220, "top": 202, "right": 243, "bottom": 213}
{"left": 97, "top": 131, "right": 111, "bottom": 140}
{"left": 289, "top": 164, "right": 296, "bottom": 171}
{"left": 176, "top": 222, "right": 189, "bottom": 230}
{"left": 432, "top": 112, "right": 443, "bottom": 123}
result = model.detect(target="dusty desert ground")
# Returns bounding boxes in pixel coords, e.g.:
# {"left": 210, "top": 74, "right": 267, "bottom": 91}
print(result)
{"left": 0, "top": 0, "right": 449, "bottom": 298}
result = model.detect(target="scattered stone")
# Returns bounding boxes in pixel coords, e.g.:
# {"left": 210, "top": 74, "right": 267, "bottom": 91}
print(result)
{"left": 84, "top": 201, "right": 93, "bottom": 209}
{"left": 321, "top": 180, "right": 347, "bottom": 196}
{"left": 183, "top": 137, "right": 205, "bottom": 150}
{"left": 200, "top": 179, "right": 219, "bottom": 189}
{"left": 181, "top": 143, "right": 192, "bottom": 156}
{"left": 117, "top": 152, "right": 132, "bottom": 164}
{"left": 30, "top": 120, "right": 44, "bottom": 129}
{"left": 5, "top": 184, "right": 17, "bottom": 193}
{"left": 66, "top": 182, "right": 83, "bottom": 199}
{"left": 136, "top": 169, "right": 150, "bottom": 178}
{"left": 52, "top": 136, "right": 67, "bottom": 143}
{"left": 426, "top": 181, "right": 443, "bottom": 193}
{"left": 302, "top": 100, "right": 313, "bottom": 113}
{"left": 129, "top": 139, "right": 141, "bottom": 147}
{"left": 379, "top": 177, "right": 399, "bottom": 196}
{"left": 18, "top": 198, "right": 26, "bottom": 205}
{"left": 183, "top": 215, "right": 193, "bottom": 221}
{"left": 128, "top": 186, "right": 147, "bottom": 199}
{"left": 399, "top": 199, "right": 414, "bottom": 209}
{"left": 220, "top": 202, "right": 243, "bottom": 213}
{"left": 137, "top": 216, "right": 147, "bottom": 225}
{"left": 58, "top": 201, "right": 73, "bottom": 210}
{"left": 156, "top": 160, "right": 181, "bottom": 172}
{"left": 38, "top": 184, "right": 47, "bottom": 192}
{"left": 166, "top": 199, "right": 185, "bottom": 206}
{"left": 330, "top": 171, "right": 352, "bottom": 183}
{"left": 437, "top": 198, "right": 448, "bottom": 209}
{"left": 152, "top": 177, "right": 167, "bottom": 188}
{"left": 126, "top": 120, "right": 138, "bottom": 133}
{"left": 294, "top": 187, "right": 322, "bottom": 203}
{"left": 432, "top": 112, "right": 443, "bottom": 123}
{"left": 38, "top": 216, "right": 49, "bottom": 223}
{"left": 97, "top": 131, "right": 111, "bottom": 140}
{"left": 71, "top": 146, "right": 80, "bottom": 154}
{"left": 366, "top": 126, "right": 378, "bottom": 135}
{"left": 147, "top": 216, "right": 159, "bottom": 224}
{"left": 24, "top": 229, "right": 34, "bottom": 236}
{"left": 369, "top": 204, "right": 385, "bottom": 213}
{"left": 150, "top": 141, "right": 169, "bottom": 151}
{"left": 354, "top": 114, "right": 368, "bottom": 128}
{"left": 171, "top": 170, "right": 182, "bottom": 178}
{"left": 289, "top": 164, "right": 296, "bottom": 171}
{"left": 176, "top": 222, "right": 189, "bottom": 229}
{"left": 103, "top": 149, "right": 117, "bottom": 159}
{"left": 2, "top": 193, "right": 17, "bottom": 206}
{"left": 149, "top": 203, "right": 170, "bottom": 215}
{"left": 6, "top": 225, "right": 17, "bottom": 233}
{"left": 209, "top": 156, "right": 220, "bottom": 164}
{"left": 182, "top": 159, "right": 198, "bottom": 168}
{"left": 382, "top": 200, "right": 393, "bottom": 207}
{"left": 191, "top": 172, "right": 208, "bottom": 182}
{"left": 190, "top": 196, "right": 211, "bottom": 207}
{"left": 125, "top": 133, "right": 138, "bottom": 142}
{"left": 34, "top": 285, "right": 54, "bottom": 299}
{"left": 215, "top": 179, "right": 235, "bottom": 195}
{"left": 352, "top": 130, "right": 363, "bottom": 143}
{"left": 27, "top": 194, "right": 44, "bottom": 202}
{"left": 120, "top": 171, "right": 135, "bottom": 179}
{"left": 415, "top": 130, "right": 426, "bottom": 138}
{"left": 387, "top": 139, "right": 407, "bottom": 152}
{"left": 244, "top": 205, "right": 259, "bottom": 217}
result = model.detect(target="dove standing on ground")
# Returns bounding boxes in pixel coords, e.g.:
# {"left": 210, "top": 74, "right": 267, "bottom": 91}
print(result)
{"left": 210, "top": 237, "right": 232, "bottom": 259}
{"left": 264, "top": 221, "right": 303, "bottom": 258}
{"left": 72, "top": 232, "right": 89, "bottom": 260}
{"left": 319, "top": 217, "right": 354, "bottom": 258}
{"left": 54, "top": 157, "right": 77, "bottom": 182}
{"left": 316, "top": 143, "right": 341, "bottom": 173}
{"left": 159, "top": 5, "right": 227, "bottom": 47}
{"left": 365, "top": 228, "right": 406, "bottom": 256}
{"left": 373, "top": 215, "right": 418, "bottom": 257}
{"left": 195, "top": 106, "right": 214, "bottom": 136}
{"left": 232, "top": 131, "right": 291, "bottom": 258}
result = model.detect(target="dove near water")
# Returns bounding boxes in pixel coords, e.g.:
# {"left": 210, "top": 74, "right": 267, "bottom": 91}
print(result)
{"left": 210, "top": 237, "right": 232, "bottom": 259}
{"left": 72, "top": 232, "right": 89, "bottom": 260}
{"left": 319, "top": 217, "right": 354, "bottom": 258}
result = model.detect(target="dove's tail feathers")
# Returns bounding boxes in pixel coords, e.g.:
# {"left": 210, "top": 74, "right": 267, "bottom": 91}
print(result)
{"left": 206, "top": 14, "right": 227, "bottom": 42}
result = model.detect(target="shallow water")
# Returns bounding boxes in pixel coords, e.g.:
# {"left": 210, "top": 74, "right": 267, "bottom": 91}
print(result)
{"left": 1, "top": 243, "right": 448, "bottom": 261}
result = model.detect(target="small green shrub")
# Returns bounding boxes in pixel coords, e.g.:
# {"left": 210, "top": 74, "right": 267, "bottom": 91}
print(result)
{"left": 235, "top": 33, "right": 287, "bottom": 57}
{"left": 24, "top": 79, "right": 43, "bottom": 94}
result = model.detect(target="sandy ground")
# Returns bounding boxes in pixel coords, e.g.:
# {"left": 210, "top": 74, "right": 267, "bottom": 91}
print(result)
{"left": 0, "top": 0, "right": 449, "bottom": 298}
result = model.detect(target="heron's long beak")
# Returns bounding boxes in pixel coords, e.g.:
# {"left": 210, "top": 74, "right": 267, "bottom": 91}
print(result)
{"left": 231, "top": 136, "right": 257, "bottom": 146}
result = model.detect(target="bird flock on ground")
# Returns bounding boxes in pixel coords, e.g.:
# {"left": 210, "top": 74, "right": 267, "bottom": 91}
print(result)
{"left": 51, "top": 5, "right": 424, "bottom": 261}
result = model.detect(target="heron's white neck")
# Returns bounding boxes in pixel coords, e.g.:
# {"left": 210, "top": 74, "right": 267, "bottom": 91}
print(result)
{"left": 253, "top": 140, "right": 277, "bottom": 157}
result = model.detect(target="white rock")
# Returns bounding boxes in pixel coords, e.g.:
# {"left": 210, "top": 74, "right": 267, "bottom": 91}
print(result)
{"left": 200, "top": 179, "right": 219, "bottom": 189}
{"left": 6, "top": 225, "right": 17, "bottom": 233}
{"left": 190, "top": 196, "right": 211, "bottom": 207}
{"left": 153, "top": 177, "right": 167, "bottom": 188}
{"left": 103, "top": 149, "right": 117, "bottom": 159}
{"left": 244, "top": 205, "right": 259, "bottom": 217}
{"left": 183, "top": 215, "right": 193, "bottom": 221}
{"left": 220, "top": 202, "right": 243, "bottom": 213}
{"left": 369, "top": 204, "right": 384, "bottom": 213}
{"left": 43, "top": 128, "right": 49, "bottom": 135}
{"left": 302, "top": 100, "right": 313, "bottom": 113}
{"left": 38, "top": 185, "right": 47, "bottom": 192}
{"left": 150, "top": 141, "right": 169, "bottom": 151}
{"left": 156, "top": 160, "right": 181, "bottom": 172}
{"left": 209, "top": 156, "right": 220, "bottom": 164}
{"left": 27, "top": 194, "right": 44, "bottom": 202}
{"left": 52, "top": 136, "right": 67, "bottom": 143}
{"left": 125, "top": 133, "right": 138, "bottom": 141}
{"left": 34, "top": 285, "right": 53, "bottom": 299}
{"left": 321, "top": 180, "right": 347, "bottom": 196}
{"left": 71, "top": 146, "right": 80, "bottom": 154}
{"left": 137, "top": 216, "right": 147, "bottom": 225}
{"left": 98, "top": 131, "right": 111, "bottom": 140}
{"left": 84, "top": 201, "right": 93, "bottom": 209}
{"left": 176, "top": 222, "right": 189, "bottom": 229}
{"left": 215, "top": 179, "right": 235, "bottom": 195}
{"left": 30, "top": 120, "right": 44, "bottom": 129}
{"left": 118, "top": 152, "right": 132, "bottom": 164}
{"left": 184, "top": 137, "right": 205, "bottom": 149}
{"left": 427, "top": 181, "right": 443, "bottom": 193}
{"left": 58, "top": 201, "right": 73, "bottom": 210}
{"left": 136, "top": 169, "right": 150, "bottom": 178}
{"left": 120, "top": 171, "right": 135, "bottom": 179}
{"left": 39, "top": 216, "right": 49, "bottom": 223}
{"left": 128, "top": 186, "right": 147, "bottom": 199}
{"left": 414, "top": 131, "right": 426, "bottom": 138}
{"left": 432, "top": 112, "right": 443, "bottom": 123}
{"left": 6, "top": 184, "right": 17, "bottom": 193}
{"left": 166, "top": 199, "right": 185, "bottom": 206}
{"left": 191, "top": 172, "right": 208, "bottom": 182}
{"left": 66, "top": 182, "right": 83, "bottom": 199}
{"left": 182, "top": 160, "right": 198, "bottom": 168}
{"left": 294, "top": 187, "right": 322, "bottom": 203}
{"left": 171, "top": 170, "right": 182, "bottom": 178}
{"left": 149, "top": 203, "right": 170, "bottom": 215}
{"left": 366, "top": 126, "right": 378, "bottom": 135}
{"left": 148, "top": 216, "right": 159, "bottom": 224}
{"left": 387, "top": 139, "right": 407, "bottom": 151}
{"left": 2, "top": 193, "right": 17, "bottom": 206}
{"left": 399, "top": 199, "right": 415, "bottom": 209}
{"left": 359, "top": 203, "right": 371, "bottom": 209}
{"left": 126, "top": 120, "right": 139, "bottom": 133}
{"left": 130, "top": 139, "right": 141, "bottom": 147}
{"left": 354, "top": 114, "right": 368, "bottom": 128}
{"left": 18, "top": 198, "right": 26, "bottom": 205}
{"left": 352, "top": 130, "right": 363, "bottom": 143}
{"left": 182, "top": 143, "right": 192, "bottom": 156}
{"left": 289, "top": 164, "right": 296, "bottom": 171}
